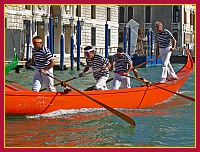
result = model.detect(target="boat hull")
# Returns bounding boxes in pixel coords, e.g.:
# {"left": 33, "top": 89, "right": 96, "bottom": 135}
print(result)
{"left": 5, "top": 53, "right": 194, "bottom": 115}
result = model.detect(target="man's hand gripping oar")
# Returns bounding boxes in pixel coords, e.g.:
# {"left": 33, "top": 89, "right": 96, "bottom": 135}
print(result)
{"left": 115, "top": 72, "right": 152, "bottom": 87}
{"left": 30, "top": 66, "right": 136, "bottom": 126}
{"left": 39, "top": 70, "right": 94, "bottom": 92}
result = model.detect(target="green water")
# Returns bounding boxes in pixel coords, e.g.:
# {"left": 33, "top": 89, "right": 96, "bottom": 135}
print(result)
{"left": 5, "top": 64, "right": 195, "bottom": 147}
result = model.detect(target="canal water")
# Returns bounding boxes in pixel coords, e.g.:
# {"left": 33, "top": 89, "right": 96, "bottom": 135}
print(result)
{"left": 5, "top": 63, "right": 195, "bottom": 148}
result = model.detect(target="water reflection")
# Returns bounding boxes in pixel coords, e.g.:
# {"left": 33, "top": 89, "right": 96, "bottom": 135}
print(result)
{"left": 6, "top": 110, "right": 118, "bottom": 147}
{"left": 5, "top": 94, "right": 193, "bottom": 147}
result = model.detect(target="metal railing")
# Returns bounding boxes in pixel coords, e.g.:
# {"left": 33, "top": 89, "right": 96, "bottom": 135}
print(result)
{"left": 171, "top": 22, "right": 180, "bottom": 30}
{"left": 144, "top": 23, "right": 152, "bottom": 30}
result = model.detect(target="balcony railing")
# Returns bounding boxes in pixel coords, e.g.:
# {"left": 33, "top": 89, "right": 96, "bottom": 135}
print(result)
{"left": 171, "top": 22, "right": 180, "bottom": 30}
{"left": 144, "top": 23, "right": 152, "bottom": 30}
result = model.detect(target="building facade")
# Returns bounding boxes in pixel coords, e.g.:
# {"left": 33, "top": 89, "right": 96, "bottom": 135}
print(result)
{"left": 5, "top": 5, "right": 119, "bottom": 62}
{"left": 5, "top": 4, "right": 195, "bottom": 63}
{"left": 118, "top": 5, "right": 195, "bottom": 56}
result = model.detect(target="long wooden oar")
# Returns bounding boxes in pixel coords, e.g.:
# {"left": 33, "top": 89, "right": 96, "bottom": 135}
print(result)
{"left": 151, "top": 85, "right": 195, "bottom": 102}
{"left": 119, "top": 73, "right": 195, "bottom": 102}
{"left": 40, "top": 71, "right": 93, "bottom": 92}
{"left": 63, "top": 81, "right": 136, "bottom": 126}
{"left": 31, "top": 66, "right": 136, "bottom": 126}
{"left": 40, "top": 77, "right": 75, "bottom": 91}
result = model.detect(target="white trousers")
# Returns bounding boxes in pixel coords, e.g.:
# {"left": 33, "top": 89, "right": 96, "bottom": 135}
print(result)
{"left": 32, "top": 68, "right": 56, "bottom": 92}
{"left": 95, "top": 76, "right": 109, "bottom": 90}
{"left": 159, "top": 47, "right": 177, "bottom": 79}
{"left": 112, "top": 73, "right": 131, "bottom": 90}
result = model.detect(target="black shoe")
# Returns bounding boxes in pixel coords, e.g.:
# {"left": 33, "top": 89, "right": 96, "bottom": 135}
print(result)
{"left": 64, "top": 88, "right": 71, "bottom": 93}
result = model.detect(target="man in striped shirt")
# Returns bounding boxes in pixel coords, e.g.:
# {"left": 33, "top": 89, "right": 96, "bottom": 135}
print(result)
{"left": 155, "top": 21, "right": 178, "bottom": 83}
{"left": 79, "top": 46, "right": 110, "bottom": 90}
{"left": 31, "top": 36, "right": 56, "bottom": 92}
{"left": 110, "top": 47, "right": 135, "bottom": 90}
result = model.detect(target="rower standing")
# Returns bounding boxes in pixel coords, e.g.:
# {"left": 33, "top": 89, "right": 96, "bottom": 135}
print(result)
{"left": 109, "top": 47, "right": 139, "bottom": 90}
{"left": 29, "top": 36, "right": 56, "bottom": 92}
{"left": 79, "top": 46, "right": 110, "bottom": 90}
{"left": 155, "top": 21, "right": 178, "bottom": 83}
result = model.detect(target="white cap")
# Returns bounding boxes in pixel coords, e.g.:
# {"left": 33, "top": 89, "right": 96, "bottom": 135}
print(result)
{"left": 84, "top": 48, "right": 94, "bottom": 53}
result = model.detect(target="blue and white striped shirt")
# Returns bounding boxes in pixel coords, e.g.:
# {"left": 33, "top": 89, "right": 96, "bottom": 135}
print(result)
{"left": 155, "top": 29, "right": 174, "bottom": 48}
{"left": 32, "top": 46, "right": 53, "bottom": 69}
{"left": 86, "top": 54, "right": 109, "bottom": 80}
{"left": 113, "top": 53, "right": 133, "bottom": 73}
